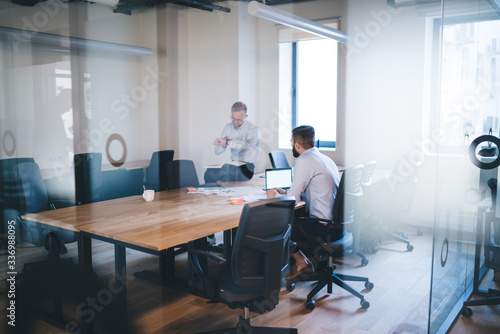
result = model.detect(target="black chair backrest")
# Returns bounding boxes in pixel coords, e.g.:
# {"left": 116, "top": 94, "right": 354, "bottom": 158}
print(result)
{"left": 74, "top": 153, "right": 102, "bottom": 204}
{"left": 361, "top": 160, "right": 376, "bottom": 186}
{"left": 145, "top": 150, "right": 174, "bottom": 191}
{"left": 333, "top": 164, "right": 364, "bottom": 227}
{"left": 16, "top": 161, "right": 49, "bottom": 214}
{"left": 166, "top": 159, "right": 200, "bottom": 190}
{"left": 0, "top": 157, "right": 35, "bottom": 211}
{"left": 269, "top": 150, "right": 290, "bottom": 169}
{"left": 231, "top": 197, "right": 295, "bottom": 303}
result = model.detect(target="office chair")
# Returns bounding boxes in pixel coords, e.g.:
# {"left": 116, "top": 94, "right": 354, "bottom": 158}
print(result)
{"left": 164, "top": 159, "right": 203, "bottom": 255}
{"left": 269, "top": 150, "right": 290, "bottom": 169}
{"left": 286, "top": 164, "right": 374, "bottom": 310}
{"left": 74, "top": 152, "right": 102, "bottom": 205}
{"left": 1, "top": 157, "right": 35, "bottom": 243}
{"left": 188, "top": 197, "right": 297, "bottom": 334}
{"left": 359, "top": 160, "right": 381, "bottom": 253}
{"left": 361, "top": 158, "right": 420, "bottom": 252}
{"left": 14, "top": 161, "right": 77, "bottom": 259}
{"left": 361, "top": 160, "right": 377, "bottom": 187}
{"left": 166, "top": 159, "right": 200, "bottom": 190}
{"left": 461, "top": 208, "right": 500, "bottom": 317}
{"left": 144, "top": 150, "right": 174, "bottom": 191}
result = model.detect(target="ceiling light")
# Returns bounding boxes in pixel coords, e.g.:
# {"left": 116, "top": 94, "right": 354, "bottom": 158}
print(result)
{"left": 247, "top": 1, "right": 350, "bottom": 44}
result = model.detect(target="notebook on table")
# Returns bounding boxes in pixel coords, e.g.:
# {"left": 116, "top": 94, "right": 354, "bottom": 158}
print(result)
{"left": 265, "top": 168, "right": 292, "bottom": 190}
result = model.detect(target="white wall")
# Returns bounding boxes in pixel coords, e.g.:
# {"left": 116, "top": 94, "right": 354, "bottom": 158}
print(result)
{"left": 176, "top": 2, "right": 258, "bottom": 181}
{"left": 253, "top": 0, "right": 348, "bottom": 169}
{"left": 344, "top": 0, "right": 427, "bottom": 168}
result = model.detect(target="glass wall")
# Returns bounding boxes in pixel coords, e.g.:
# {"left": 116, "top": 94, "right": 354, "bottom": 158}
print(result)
{"left": 429, "top": 0, "right": 500, "bottom": 332}
{"left": 2, "top": 0, "right": 499, "bottom": 333}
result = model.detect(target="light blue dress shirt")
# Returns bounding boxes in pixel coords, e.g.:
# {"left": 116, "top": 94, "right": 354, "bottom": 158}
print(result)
{"left": 288, "top": 147, "right": 340, "bottom": 220}
{"left": 214, "top": 120, "right": 260, "bottom": 165}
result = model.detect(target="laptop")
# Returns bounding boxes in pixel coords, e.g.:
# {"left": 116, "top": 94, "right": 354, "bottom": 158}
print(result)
{"left": 265, "top": 168, "right": 293, "bottom": 190}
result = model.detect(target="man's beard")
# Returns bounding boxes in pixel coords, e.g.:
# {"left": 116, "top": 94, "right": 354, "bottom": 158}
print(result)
{"left": 292, "top": 146, "right": 300, "bottom": 158}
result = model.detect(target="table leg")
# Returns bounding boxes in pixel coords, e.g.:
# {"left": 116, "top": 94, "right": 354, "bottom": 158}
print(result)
{"left": 115, "top": 245, "right": 127, "bottom": 316}
{"left": 78, "top": 233, "right": 93, "bottom": 274}
{"left": 162, "top": 248, "right": 176, "bottom": 283}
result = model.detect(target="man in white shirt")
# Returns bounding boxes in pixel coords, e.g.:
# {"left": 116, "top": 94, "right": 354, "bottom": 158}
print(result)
{"left": 204, "top": 102, "right": 260, "bottom": 182}
{"left": 267, "top": 125, "right": 341, "bottom": 279}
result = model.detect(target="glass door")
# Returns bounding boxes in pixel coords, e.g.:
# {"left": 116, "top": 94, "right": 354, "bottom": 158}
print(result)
{"left": 429, "top": 1, "right": 500, "bottom": 332}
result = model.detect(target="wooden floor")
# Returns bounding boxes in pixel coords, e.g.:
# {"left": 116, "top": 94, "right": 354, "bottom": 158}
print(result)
{"left": 0, "top": 226, "right": 498, "bottom": 334}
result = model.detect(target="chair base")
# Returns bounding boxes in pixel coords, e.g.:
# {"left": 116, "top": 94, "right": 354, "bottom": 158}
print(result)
{"left": 200, "top": 316, "right": 298, "bottom": 334}
{"left": 461, "top": 289, "right": 500, "bottom": 317}
{"left": 287, "top": 261, "right": 373, "bottom": 310}
{"left": 361, "top": 227, "right": 415, "bottom": 253}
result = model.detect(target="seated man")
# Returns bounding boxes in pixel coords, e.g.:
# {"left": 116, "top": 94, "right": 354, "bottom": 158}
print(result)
{"left": 204, "top": 101, "right": 260, "bottom": 183}
{"left": 267, "top": 125, "right": 341, "bottom": 279}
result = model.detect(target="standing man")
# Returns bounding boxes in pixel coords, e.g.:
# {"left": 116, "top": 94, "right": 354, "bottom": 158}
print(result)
{"left": 204, "top": 101, "right": 260, "bottom": 183}
{"left": 267, "top": 125, "right": 341, "bottom": 279}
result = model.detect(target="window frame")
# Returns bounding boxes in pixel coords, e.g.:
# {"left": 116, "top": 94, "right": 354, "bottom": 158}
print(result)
{"left": 289, "top": 39, "right": 337, "bottom": 149}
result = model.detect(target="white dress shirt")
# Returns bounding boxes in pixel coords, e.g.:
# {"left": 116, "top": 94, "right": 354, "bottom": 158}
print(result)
{"left": 288, "top": 147, "right": 340, "bottom": 220}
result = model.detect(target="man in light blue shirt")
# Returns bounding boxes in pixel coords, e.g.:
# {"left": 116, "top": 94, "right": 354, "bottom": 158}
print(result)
{"left": 205, "top": 102, "right": 260, "bottom": 182}
{"left": 267, "top": 125, "right": 341, "bottom": 279}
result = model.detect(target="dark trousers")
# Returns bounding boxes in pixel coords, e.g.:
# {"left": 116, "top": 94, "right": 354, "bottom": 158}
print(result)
{"left": 291, "top": 217, "right": 345, "bottom": 254}
{"left": 204, "top": 163, "right": 255, "bottom": 183}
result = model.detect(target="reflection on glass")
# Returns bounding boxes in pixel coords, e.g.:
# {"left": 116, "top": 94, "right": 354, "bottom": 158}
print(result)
{"left": 430, "top": 16, "right": 500, "bottom": 334}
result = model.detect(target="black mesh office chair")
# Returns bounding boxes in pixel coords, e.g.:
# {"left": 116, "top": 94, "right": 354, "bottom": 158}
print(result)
{"left": 15, "top": 161, "right": 77, "bottom": 259}
{"left": 361, "top": 158, "right": 420, "bottom": 252}
{"left": 1, "top": 157, "right": 35, "bottom": 243}
{"left": 461, "top": 208, "right": 500, "bottom": 317}
{"left": 189, "top": 197, "right": 297, "bottom": 334}
{"left": 166, "top": 159, "right": 200, "bottom": 190}
{"left": 359, "top": 160, "right": 381, "bottom": 253}
{"left": 74, "top": 152, "right": 102, "bottom": 205}
{"left": 286, "top": 165, "right": 374, "bottom": 310}
{"left": 164, "top": 159, "right": 203, "bottom": 255}
{"left": 144, "top": 150, "right": 174, "bottom": 191}
{"left": 269, "top": 150, "right": 290, "bottom": 169}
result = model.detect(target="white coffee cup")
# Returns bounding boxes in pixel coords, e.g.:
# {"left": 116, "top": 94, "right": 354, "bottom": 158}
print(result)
{"left": 143, "top": 189, "right": 155, "bottom": 202}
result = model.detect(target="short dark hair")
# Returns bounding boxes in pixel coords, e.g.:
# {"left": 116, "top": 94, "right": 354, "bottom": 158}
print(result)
{"left": 231, "top": 101, "right": 247, "bottom": 114}
{"left": 292, "top": 125, "right": 315, "bottom": 149}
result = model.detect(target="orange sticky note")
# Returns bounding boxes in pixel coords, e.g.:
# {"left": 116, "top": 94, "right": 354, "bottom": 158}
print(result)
{"left": 229, "top": 198, "right": 244, "bottom": 204}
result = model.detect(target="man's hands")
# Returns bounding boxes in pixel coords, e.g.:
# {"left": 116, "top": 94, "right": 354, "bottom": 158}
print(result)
{"left": 266, "top": 188, "right": 287, "bottom": 199}
{"left": 214, "top": 137, "right": 230, "bottom": 147}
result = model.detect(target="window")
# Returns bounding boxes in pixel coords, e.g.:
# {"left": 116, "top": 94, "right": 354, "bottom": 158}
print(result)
{"left": 437, "top": 19, "right": 500, "bottom": 152}
{"left": 278, "top": 28, "right": 338, "bottom": 149}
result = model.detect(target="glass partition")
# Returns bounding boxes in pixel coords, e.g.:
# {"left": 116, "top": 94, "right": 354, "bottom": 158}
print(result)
{"left": 2, "top": 0, "right": 499, "bottom": 333}
{"left": 429, "top": 1, "right": 500, "bottom": 332}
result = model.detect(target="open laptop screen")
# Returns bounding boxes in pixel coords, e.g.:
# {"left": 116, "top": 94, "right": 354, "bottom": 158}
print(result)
{"left": 265, "top": 168, "right": 292, "bottom": 190}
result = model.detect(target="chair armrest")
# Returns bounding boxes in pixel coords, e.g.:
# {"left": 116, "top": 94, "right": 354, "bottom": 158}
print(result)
{"left": 190, "top": 249, "right": 226, "bottom": 265}
{"left": 50, "top": 200, "right": 76, "bottom": 210}
{"left": 294, "top": 216, "right": 333, "bottom": 227}
{"left": 189, "top": 250, "right": 227, "bottom": 281}
{"left": 188, "top": 249, "right": 227, "bottom": 298}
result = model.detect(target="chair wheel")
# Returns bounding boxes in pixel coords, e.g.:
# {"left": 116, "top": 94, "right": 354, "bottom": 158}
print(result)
{"left": 371, "top": 246, "right": 378, "bottom": 254}
{"left": 407, "top": 244, "right": 414, "bottom": 251}
{"left": 361, "top": 258, "right": 369, "bottom": 266}
{"left": 364, "top": 281, "right": 374, "bottom": 290}
{"left": 360, "top": 299, "right": 370, "bottom": 309}
{"left": 461, "top": 307, "right": 473, "bottom": 317}
{"left": 305, "top": 300, "right": 316, "bottom": 310}
{"left": 286, "top": 282, "right": 295, "bottom": 292}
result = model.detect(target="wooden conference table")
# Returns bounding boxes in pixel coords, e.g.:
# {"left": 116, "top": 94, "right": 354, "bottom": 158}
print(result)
{"left": 21, "top": 178, "right": 269, "bottom": 315}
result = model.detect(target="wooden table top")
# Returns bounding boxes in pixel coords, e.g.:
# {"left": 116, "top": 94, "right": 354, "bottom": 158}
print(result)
{"left": 21, "top": 180, "right": 266, "bottom": 252}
